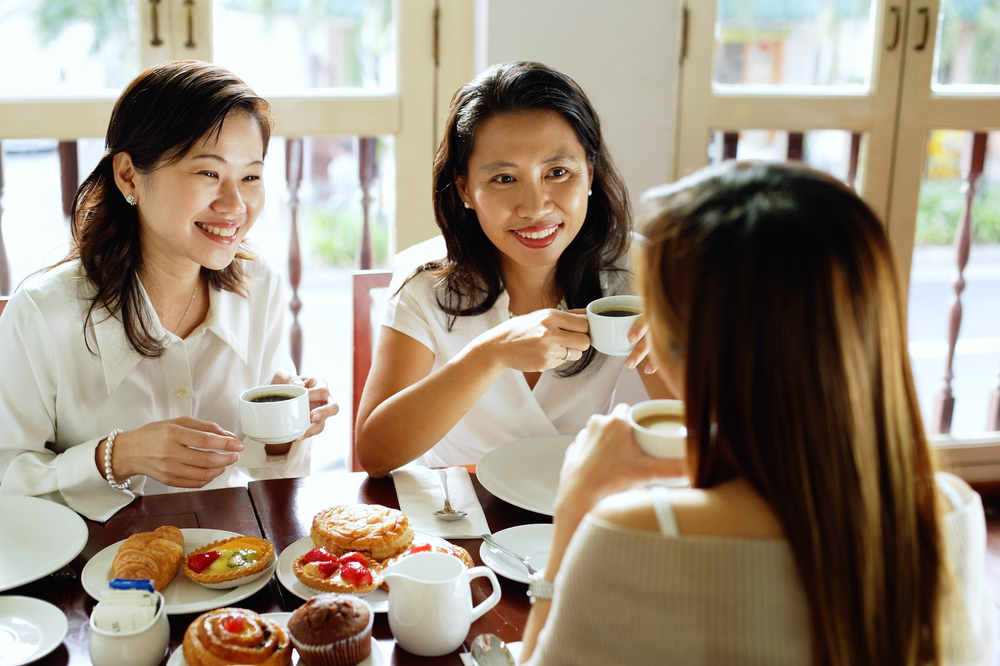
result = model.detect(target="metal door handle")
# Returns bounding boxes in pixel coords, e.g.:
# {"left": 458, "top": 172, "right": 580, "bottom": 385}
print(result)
{"left": 150, "top": 0, "right": 163, "bottom": 46}
{"left": 184, "top": 0, "right": 196, "bottom": 49}
{"left": 886, "top": 6, "right": 901, "bottom": 51}
{"left": 915, "top": 7, "right": 930, "bottom": 51}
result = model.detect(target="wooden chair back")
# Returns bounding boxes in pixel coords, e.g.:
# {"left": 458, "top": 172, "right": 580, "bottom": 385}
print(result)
{"left": 351, "top": 270, "right": 393, "bottom": 472}
{"left": 0, "top": 297, "right": 8, "bottom": 317}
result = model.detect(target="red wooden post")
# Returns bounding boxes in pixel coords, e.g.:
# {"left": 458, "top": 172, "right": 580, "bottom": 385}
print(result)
{"left": 285, "top": 138, "right": 304, "bottom": 374}
{"left": 931, "top": 132, "right": 988, "bottom": 434}
{"left": 847, "top": 133, "right": 862, "bottom": 189}
{"left": 787, "top": 132, "right": 804, "bottom": 161}
{"left": 357, "top": 137, "right": 377, "bottom": 270}
{"left": 722, "top": 132, "right": 739, "bottom": 160}
{"left": 58, "top": 141, "right": 78, "bottom": 222}
{"left": 0, "top": 143, "right": 9, "bottom": 296}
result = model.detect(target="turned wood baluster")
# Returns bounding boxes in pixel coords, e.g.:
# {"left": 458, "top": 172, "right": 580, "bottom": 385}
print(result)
{"left": 787, "top": 132, "right": 804, "bottom": 161}
{"left": 0, "top": 143, "right": 9, "bottom": 296}
{"left": 58, "top": 141, "right": 78, "bottom": 222}
{"left": 285, "top": 138, "right": 304, "bottom": 374}
{"left": 357, "top": 137, "right": 377, "bottom": 270}
{"left": 931, "top": 132, "right": 988, "bottom": 434}
{"left": 847, "top": 133, "right": 862, "bottom": 189}
{"left": 722, "top": 132, "right": 739, "bottom": 160}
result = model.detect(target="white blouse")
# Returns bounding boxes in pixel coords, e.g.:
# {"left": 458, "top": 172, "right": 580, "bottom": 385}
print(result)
{"left": 382, "top": 237, "right": 640, "bottom": 467}
{"left": 0, "top": 260, "right": 309, "bottom": 522}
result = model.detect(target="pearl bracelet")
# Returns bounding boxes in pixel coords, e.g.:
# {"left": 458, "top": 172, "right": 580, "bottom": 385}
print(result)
{"left": 104, "top": 428, "right": 131, "bottom": 492}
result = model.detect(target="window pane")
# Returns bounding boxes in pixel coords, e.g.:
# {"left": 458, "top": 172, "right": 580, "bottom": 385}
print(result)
{"left": 934, "top": 0, "right": 1000, "bottom": 88}
{"left": 0, "top": 0, "right": 140, "bottom": 96}
{"left": 713, "top": 0, "right": 875, "bottom": 89}
{"left": 908, "top": 130, "right": 1000, "bottom": 435}
{"left": 212, "top": 0, "right": 396, "bottom": 93}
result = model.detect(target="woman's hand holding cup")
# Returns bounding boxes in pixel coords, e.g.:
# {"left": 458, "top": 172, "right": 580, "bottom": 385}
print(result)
{"left": 485, "top": 308, "right": 591, "bottom": 371}
{"left": 102, "top": 418, "right": 243, "bottom": 488}
{"left": 255, "top": 372, "right": 340, "bottom": 455}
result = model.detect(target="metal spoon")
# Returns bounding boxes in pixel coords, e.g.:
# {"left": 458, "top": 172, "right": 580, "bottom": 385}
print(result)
{"left": 470, "top": 633, "right": 516, "bottom": 666}
{"left": 432, "top": 468, "right": 468, "bottom": 521}
{"left": 481, "top": 533, "right": 538, "bottom": 578}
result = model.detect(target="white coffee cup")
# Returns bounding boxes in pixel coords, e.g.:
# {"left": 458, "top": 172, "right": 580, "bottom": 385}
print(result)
{"left": 627, "top": 399, "right": 687, "bottom": 459}
{"left": 239, "top": 384, "right": 310, "bottom": 444}
{"left": 89, "top": 591, "right": 169, "bottom": 666}
{"left": 383, "top": 551, "right": 501, "bottom": 657}
{"left": 586, "top": 295, "right": 643, "bottom": 356}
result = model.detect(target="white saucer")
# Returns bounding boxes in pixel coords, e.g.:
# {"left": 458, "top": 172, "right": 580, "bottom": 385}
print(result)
{"left": 0, "top": 596, "right": 68, "bottom": 666}
{"left": 480, "top": 524, "right": 554, "bottom": 585}
{"left": 0, "top": 496, "right": 89, "bottom": 592}
{"left": 165, "top": 613, "right": 382, "bottom": 666}
{"left": 81, "top": 528, "right": 275, "bottom": 615}
{"left": 276, "top": 533, "right": 453, "bottom": 611}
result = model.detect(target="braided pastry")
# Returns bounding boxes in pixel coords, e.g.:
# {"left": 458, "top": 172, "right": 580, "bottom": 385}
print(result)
{"left": 111, "top": 525, "right": 184, "bottom": 591}
{"left": 182, "top": 608, "right": 292, "bottom": 666}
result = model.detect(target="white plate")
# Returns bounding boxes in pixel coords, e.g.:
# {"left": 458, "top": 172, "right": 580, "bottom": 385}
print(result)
{"left": 165, "top": 613, "right": 383, "bottom": 666}
{"left": 477, "top": 436, "right": 574, "bottom": 516}
{"left": 0, "top": 496, "right": 89, "bottom": 592}
{"left": 276, "top": 533, "right": 453, "bottom": 611}
{"left": 0, "top": 596, "right": 68, "bottom": 666}
{"left": 479, "top": 524, "right": 554, "bottom": 584}
{"left": 81, "top": 528, "right": 275, "bottom": 615}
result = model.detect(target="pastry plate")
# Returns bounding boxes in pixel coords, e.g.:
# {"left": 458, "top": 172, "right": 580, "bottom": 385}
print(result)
{"left": 276, "top": 533, "right": 454, "bottom": 611}
{"left": 81, "top": 528, "right": 276, "bottom": 615}
{"left": 0, "top": 496, "right": 89, "bottom": 592}
{"left": 0, "top": 596, "right": 68, "bottom": 666}
{"left": 480, "top": 524, "right": 554, "bottom": 585}
{"left": 166, "top": 613, "right": 383, "bottom": 666}
{"left": 476, "top": 435, "right": 574, "bottom": 516}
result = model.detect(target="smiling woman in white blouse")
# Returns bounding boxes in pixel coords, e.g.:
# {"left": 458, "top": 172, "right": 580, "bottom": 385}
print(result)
{"left": 0, "top": 61, "right": 337, "bottom": 522}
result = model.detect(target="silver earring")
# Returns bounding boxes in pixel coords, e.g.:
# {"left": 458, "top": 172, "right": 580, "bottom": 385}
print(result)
{"left": 463, "top": 201, "right": 471, "bottom": 209}
{"left": 126, "top": 194, "right": 136, "bottom": 206}
{"left": 588, "top": 189, "right": 592, "bottom": 196}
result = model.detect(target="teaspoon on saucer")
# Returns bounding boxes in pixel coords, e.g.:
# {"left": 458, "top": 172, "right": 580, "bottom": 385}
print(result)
{"left": 432, "top": 468, "right": 468, "bottom": 521}
{"left": 470, "top": 633, "right": 516, "bottom": 666}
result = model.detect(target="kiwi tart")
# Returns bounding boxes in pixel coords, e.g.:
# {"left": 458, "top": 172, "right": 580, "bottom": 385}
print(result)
{"left": 182, "top": 536, "right": 275, "bottom": 589}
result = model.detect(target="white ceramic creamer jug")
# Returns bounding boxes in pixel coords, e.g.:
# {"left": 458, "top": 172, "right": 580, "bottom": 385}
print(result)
{"left": 383, "top": 551, "right": 501, "bottom": 656}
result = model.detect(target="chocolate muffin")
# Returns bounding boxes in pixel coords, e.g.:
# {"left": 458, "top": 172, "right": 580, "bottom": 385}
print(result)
{"left": 288, "top": 593, "right": 373, "bottom": 666}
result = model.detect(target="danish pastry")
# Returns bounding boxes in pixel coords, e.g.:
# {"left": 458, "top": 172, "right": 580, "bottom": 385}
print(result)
{"left": 183, "top": 608, "right": 291, "bottom": 666}
{"left": 310, "top": 504, "right": 413, "bottom": 561}
{"left": 293, "top": 547, "right": 383, "bottom": 595}
{"left": 381, "top": 539, "right": 474, "bottom": 571}
{"left": 111, "top": 525, "right": 184, "bottom": 591}
{"left": 181, "top": 536, "right": 275, "bottom": 589}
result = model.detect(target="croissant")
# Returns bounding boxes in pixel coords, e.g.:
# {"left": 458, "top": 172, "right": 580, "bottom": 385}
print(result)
{"left": 112, "top": 525, "right": 185, "bottom": 590}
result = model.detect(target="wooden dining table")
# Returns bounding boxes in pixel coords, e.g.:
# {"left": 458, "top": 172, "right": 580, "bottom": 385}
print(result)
{"left": 6, "top": 471, "right": 552, "bottom": 666}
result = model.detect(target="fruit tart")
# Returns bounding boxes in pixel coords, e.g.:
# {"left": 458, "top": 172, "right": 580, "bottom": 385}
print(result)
{"left": 293, "top": 547, "right": 383, "bottom": 595}
{"left": 181, "top": 536, "right": 275, "bottom": 589}
{"left": 183, "top": 608, "right": 292, "bottom": 666}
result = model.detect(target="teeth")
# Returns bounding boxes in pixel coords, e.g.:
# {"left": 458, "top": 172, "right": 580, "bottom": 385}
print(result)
{"left": 515, "top": 226, "right": 557, "bottom": 240}
{"left": 198, "top": 223, "right": 237, "bottom": 238}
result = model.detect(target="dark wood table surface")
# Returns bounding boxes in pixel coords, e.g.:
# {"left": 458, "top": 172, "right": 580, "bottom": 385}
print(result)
{"left": 247, "top": 471, "right": 553, "bottom": 665}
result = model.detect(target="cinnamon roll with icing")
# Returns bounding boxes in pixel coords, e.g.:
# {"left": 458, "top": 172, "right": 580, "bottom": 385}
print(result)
{"left": 182, "top": 608, "right": 292, "bottom": 666}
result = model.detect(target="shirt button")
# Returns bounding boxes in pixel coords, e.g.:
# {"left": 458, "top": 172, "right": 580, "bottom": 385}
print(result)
{"left": 175, "top": 388, "right": 189, "bottom": 399}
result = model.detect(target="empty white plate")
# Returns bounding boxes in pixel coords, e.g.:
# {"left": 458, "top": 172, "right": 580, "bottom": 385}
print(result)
{"left": 480, "top": 524, "right": 554, "bottom": 585}
{"left": 0, "top": 596, "right": 68, "bottom": 666}
{"left": 477, "top": 436, "right": 574, "bottom": 516}
{"left": 0, "top": 496, "right": 88, "bottom": 593}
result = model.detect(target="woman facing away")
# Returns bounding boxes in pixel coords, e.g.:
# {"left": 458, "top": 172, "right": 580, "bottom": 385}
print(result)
{"left": 521, "top": 162, "right": 998, "bottom": 665}
{"left": 356, "top": 61, "right": 671, "bottom": 476}
{"left": 0, "top": 61, "right": 338, "bottom": 522}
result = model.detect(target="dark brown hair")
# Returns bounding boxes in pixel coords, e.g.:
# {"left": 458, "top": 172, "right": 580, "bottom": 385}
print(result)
{"left": 423, "top": 61, "right": 632, "bottom": 376}
{"left": 64, "top": 60, "right": 272, "bottom": 358}
{"left": 640, "top": 162, "right": 944, "bottom": 665}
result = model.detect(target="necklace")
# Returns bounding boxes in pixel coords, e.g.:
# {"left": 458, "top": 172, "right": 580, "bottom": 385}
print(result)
{"left": 508, "top": 299, "right": 567, "bottom": 319}
{"left": 173, "top": 278, "right": 199, "bottom": 335}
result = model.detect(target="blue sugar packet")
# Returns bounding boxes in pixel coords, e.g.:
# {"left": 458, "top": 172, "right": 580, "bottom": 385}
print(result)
{"left": 109, "top": 578, "right": 154, "bottom": 593}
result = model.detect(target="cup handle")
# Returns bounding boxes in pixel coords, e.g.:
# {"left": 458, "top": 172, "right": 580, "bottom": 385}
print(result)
{"left": 466, "top": 566, "right": 501, "bottom": 623}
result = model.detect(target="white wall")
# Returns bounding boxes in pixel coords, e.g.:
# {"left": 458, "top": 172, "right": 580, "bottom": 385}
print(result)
{"left": 477, "top": 0, "right": 681, "bottom": 206}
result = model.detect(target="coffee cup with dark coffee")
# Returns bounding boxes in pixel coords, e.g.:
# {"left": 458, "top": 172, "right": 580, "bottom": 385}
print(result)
{"left": 586, "top": 295, "right": 643, "bottom": 356}
{"left": 239, "top": 384, "right": 310, "bottom": 444}
{"left": 627, "top": 399, "right": 687, "bottom": 459}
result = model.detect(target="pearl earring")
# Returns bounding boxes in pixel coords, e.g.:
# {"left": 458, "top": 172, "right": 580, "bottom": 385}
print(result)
{"left": 588, "top": 189, "right": 592, "bottom": 196}
{"left": 126, "top": 194, "right": 137, "bottom": 206}
{"left": 464, "top": 201, "right": 471, "bottom": 209}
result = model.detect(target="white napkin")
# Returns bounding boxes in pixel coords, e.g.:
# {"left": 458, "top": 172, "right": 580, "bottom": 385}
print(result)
{"left": 459, "top": 641, "right": 524, "bottom": 665}
{"left": 393, "top": 466, "right": 491, "bottom": 539}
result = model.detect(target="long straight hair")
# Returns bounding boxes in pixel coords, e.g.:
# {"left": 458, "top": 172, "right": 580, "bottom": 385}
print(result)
{"left": 421, "top": 61, "right": 632, "bottom": 376}
{"left": 640, "top": 162, "right": 944, "bottom": 665}
{"left": 61, "top": 60, "right": 272, "bottom": 358}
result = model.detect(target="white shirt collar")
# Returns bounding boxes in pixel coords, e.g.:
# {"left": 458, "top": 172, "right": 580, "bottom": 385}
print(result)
{"left": 92, "top": 281, "right": 250, "bottom": 394}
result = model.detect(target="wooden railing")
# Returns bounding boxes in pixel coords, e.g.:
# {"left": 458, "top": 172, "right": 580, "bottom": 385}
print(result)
{"left": 0, "top": 136, "right": 382, "bottom": 379}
